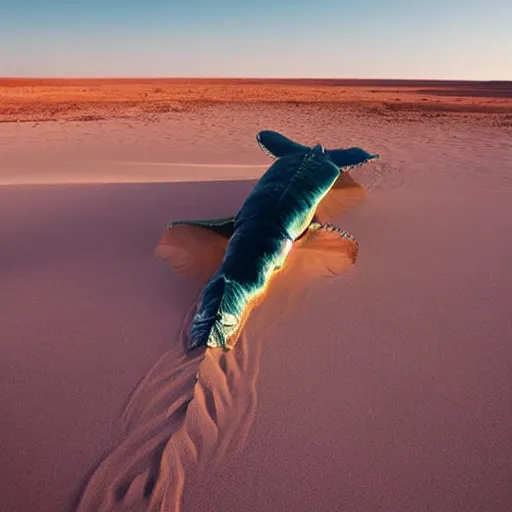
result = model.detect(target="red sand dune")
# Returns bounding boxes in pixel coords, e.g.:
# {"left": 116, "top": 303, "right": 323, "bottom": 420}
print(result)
{"left": 1, "top": 99, "right": 512, "bottom": 512}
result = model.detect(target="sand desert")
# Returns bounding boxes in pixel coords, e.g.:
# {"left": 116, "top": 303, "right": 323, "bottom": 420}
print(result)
{"left": 1, "top": 79, "right": 512, "bottom": 512}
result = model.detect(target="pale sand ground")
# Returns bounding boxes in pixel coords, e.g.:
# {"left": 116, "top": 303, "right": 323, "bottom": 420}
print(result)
{"left": 1, "top": 104, "right": 512, "bottom": 512}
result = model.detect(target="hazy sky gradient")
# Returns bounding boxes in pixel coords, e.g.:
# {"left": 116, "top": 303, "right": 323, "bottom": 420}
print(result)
{"left": 1, "top": 0, "right": 510, "bottom": 79}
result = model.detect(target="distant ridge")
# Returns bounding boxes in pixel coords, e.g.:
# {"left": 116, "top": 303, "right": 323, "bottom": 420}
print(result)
{"left": 0, "top": 77, "right": 511, "bottom": 88}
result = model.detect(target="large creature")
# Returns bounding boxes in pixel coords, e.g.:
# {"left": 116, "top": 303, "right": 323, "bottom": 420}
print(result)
{"left": 156, "top": 131, "right": 378, "bottom": 350}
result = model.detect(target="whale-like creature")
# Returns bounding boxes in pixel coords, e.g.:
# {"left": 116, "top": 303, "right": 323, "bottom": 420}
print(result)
{"left": 157, "top": 131, "right": 378, "bottom": 351}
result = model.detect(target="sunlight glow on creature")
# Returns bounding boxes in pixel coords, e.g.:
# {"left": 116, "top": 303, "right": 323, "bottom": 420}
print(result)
{"left": 158, "top": 130, "right": 378, "bottom": 351}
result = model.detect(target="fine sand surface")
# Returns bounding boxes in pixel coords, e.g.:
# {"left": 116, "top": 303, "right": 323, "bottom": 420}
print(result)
{"left": 1, "top": 99, "right": 512, "bottom": 512}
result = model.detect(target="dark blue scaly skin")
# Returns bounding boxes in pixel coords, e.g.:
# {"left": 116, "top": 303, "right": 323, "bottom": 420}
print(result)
{"left": 164, "top": 132, "right": 378, "bottom": 351}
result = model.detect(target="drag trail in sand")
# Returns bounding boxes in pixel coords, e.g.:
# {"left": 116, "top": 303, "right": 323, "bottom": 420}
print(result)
{"left": 74, "top": 174, "right": 366, "bottom": 512}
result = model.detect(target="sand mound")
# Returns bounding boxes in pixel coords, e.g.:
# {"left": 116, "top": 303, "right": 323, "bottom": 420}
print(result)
{"left": 76, "top": 186, "right": 361, "bottom": 512}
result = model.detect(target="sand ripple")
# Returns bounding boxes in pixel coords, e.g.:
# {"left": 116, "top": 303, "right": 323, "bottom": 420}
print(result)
{"left": 75, "top": 179, "right": 364, "bottom": 512}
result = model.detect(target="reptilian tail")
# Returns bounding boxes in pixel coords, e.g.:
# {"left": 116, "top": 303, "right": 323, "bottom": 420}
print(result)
{"left": 256, "top": 130, "right": 379, "bottom": 170}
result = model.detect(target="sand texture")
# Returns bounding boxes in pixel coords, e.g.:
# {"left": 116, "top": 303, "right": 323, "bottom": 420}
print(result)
{"left": 1, "top": 78, "right": 512, "bottom": 124}
{"left": 1, "top": 90, "right": 512, "bottom": 512}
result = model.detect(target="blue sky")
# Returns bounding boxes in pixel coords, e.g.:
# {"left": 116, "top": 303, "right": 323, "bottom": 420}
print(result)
{"left": 0, "top": 0, "right": 510, "bottom": 79}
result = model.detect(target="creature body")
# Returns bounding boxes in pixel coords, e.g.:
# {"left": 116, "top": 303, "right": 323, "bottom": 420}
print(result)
{"left": 157, "top": 131, "right": 378, "bottom": 350}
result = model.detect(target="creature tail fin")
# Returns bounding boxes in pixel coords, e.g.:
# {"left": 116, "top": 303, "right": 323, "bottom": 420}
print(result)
{"left": 326, "top": 148, "right": 379, "bottom": 170}
{"left": 256, "top": 130, "right": 310, "bottom": 159}
{"left": 257, "top": 130, "right": 378, "bottom": 170}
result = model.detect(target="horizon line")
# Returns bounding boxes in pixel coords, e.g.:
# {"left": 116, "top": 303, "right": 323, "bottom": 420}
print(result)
{"left": 1, "top": 76, "right": 511, "bottom": 84}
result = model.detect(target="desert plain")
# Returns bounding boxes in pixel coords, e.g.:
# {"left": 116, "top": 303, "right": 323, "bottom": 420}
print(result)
{"left": 1, "top": 79, "right": 512, "bottom": 512}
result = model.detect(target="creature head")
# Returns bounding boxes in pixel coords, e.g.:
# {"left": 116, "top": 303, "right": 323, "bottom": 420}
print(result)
{"left": 188, "top": 274, "right": 247, "bottom": 351}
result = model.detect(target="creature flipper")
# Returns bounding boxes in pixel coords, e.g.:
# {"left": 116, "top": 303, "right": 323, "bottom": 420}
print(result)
{"left": 293, "top": 222, "right": 359, "bottom": 277}
{"left": 164, "top": 217, "right": 236, "bottom": 238}
{"left": 256, "top": 130, "right": 310, "bottom": 159}
{"left": 155, "top": 217, "right": 234, "bottom": 280}
{"left": 315, "top": 173, "right": 367, "bottom": 223}
{"left": 326, "top": 147, "right": 379, "bottom": 170}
